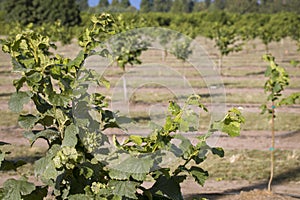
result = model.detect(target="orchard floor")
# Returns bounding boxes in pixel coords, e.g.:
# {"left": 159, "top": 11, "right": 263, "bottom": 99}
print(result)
{"left": 1, "top": 37, "right": 300, "bottom": 199}
{"left": 1, "top": 127, "right": 300, "bottom": 199}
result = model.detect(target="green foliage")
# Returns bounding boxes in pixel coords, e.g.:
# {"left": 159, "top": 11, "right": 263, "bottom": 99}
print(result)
{"left": 153, "top": 0, "right": 173, "bottom": 12}
{"left": 1, "top": 13, "right": 244, "bottom": 199}
{"left": 262, "top": 54, "right": 289, "bottom": 103}
{"left": 3, "top": 0, "right": 81, "bottom": 26}
{"left": 140, "top": 0, "right": 153, "bottom": 12}
{"left": 208, "top": 22, "right": 243, "bottom": 68}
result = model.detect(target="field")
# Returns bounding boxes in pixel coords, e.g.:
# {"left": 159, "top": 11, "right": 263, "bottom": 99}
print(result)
{"left": 0, "top": 36, "right": 300, "bottom": 199}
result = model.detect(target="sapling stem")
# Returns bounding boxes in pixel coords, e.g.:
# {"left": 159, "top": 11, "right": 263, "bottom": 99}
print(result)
{"left": 268, "top": 101, "right": 275, "bottom": 192}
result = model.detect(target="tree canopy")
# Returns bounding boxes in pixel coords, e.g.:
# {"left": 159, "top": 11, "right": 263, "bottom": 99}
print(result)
{"left": 3, "top": 0, "right": 81, "bottom": 26}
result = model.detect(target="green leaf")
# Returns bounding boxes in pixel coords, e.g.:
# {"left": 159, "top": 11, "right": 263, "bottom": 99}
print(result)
{"left": 173, "top": 134, "right": 193, "bottom": 159}
{"left": 186, "top": 94, "right": 208, "bottom": 112}
{"left": 189, "top": 166, "right": 208, "bottom": 186}
{"left": 109, "top": 180, "right": 138, "bottom": 199}
{"left": 69, "top": 194, "right": 94, "bottom": 200}
{"left": 221, "top": 121, "right": 241, "bottom": 137}
{"left": 150, "top": 175, "right": 186, "bottom": 200}
{"left": 213, "top": 108, "right": 244, "bottom": 137}
{"left": 18, "top": 114, "right": 39, "bottom": 129}
{"left": 128, "top": 135, "right": 143, "bottom": 146}
{"left": 62, "top": 124, "right": 78, "bottom": 147}
{"left": 34, "top": 145, "right": 61, "bottom": 184}
{"left": 9, "top": 91, "right": 32, "bottom": 113}
{"left": 279, "top": 92, "right": 300, "bottom": 106}
{"left": 211, "top": 147, "right": 224, "bottom": 157}
{"left": 2, "top": 178, "right": 35, "bottom": 200}
{"left": 24, "top": 129, "right": 59, "bottom": 146}
{"left": 22, "top": 186, "right": 48, "bottom": 200}
{"left": 168, "top": 101, "right": 181, "bottom": 116}
{"left": 108, "top": 153, "right": 153, "bottom": 181}
{"left": 13, "top": 77, "right": 26, "bottom": 91}
{"left": 28, "top": 72, "right": 42, "bottom": 83}
{"left": 49, "top": 93, "right": 71, "bottom": 107}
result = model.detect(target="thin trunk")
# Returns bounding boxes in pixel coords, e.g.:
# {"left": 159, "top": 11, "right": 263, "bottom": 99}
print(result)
{"left": 268, "top": 101, "right": 275, "bottom": 192}
{"left": 218, "top": 55, "right": 223, "bottom": 75}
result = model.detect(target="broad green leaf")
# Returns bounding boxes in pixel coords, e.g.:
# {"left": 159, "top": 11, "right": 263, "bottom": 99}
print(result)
{"left": 129, "top": 135, "right": 143, "bottom": 146}
{"left": 221, "top": 121, "right": 241, "bottom": 137}
{"left": 173, "top": 134, "right": 193, "bottom": 159}
{"left": 189, "top": 166, "right": 208, "bottom": 186}
{"left": 9, "top": 91, "right": 32, "bottom": 113}
{"left": 150, "top": 175, "right": 186, "bottom": 200}
{"left": 2, "top": 178, "right": 35, "bottom": 200}
{"left": 109, "top": 180, "right": 138, "bottom": 199}
{"left": 24, "top": 129, "right": 59, "bottom": 146}
{"left": 62, "top": 124, "right": 78, "bottom": 147}
{"left": 49, "top": 93, "right": 70, "bottom": 107}
{"left": 213, "top": 108, "right": 244, "bottom": 137}
{"left": 22, "top": 186, "right": 48, "bottom": 200}
{"left": 108, "top": 154, "right": 153, "bottom": 181}
{"left": 18, "top": 114, "right": 39, "bottom": 129}
{"left": 211, "top": 147, "right": 224, "bottom": 157}
{"left": 34, "top": 145, "right": 61, "bottom": 184}
{"left": 28, "top": 72, "right": 42, "bottom": 83}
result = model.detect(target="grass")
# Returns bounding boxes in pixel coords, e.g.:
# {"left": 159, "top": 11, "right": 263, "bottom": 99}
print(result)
{"left": 124, "top": 91, "right": 265, "bottom": 104}
{"left": 0, "top": 144, "right": 47, "bottom": 178}
{"left": 201, "top": 149, "right": 300, "bottom": 182}
{"left": 0, "top": 111, "right": 18, "bottom": 126}
{"left": 118, "top": 108, "right": 300, "bottom": 132}
{"left": 243, "top": 112, "right": 300, "bottom": 131}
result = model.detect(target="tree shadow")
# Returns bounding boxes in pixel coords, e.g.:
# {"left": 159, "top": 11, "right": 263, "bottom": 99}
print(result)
{"left": 0, "top": 92, "right": 12, "bottom": 97}
{"left": 246, "top": 70, "right": 265, "bottom": 76}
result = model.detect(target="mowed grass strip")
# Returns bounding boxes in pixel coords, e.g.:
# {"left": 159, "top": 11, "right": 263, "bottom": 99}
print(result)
{"left": 122, "top": 109, "right": 299, "bottom": 132}
{"left": 200, "top": 149, "right": 300, "bottom": 182}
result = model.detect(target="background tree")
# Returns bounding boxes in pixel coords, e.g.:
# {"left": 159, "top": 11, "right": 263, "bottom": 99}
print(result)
{"left": 192, "top": 1, "right": 206, "bottom": 11}
{"left": 213, "top": 0, "right": 226, "bottom": 10}
{"left": 3, "top": 0, "right": 81, "bottom": 26}
{"left": 140, "top": 0, "right": 153, "bottom": 12}
{"left": 288, "top": 0, "right": 300, "bottom": 13}
{"left": 153, "top": 0, "right": 172, "bottom": 12}
{"left": 76, "top": 0, "right": 89, "bottom": 11}
{"left": 3, "top": 0, "right": 33, "bottom": 25}
{"left": 171, "top": 0, "right": 193, "bottom": 13}
{"left": 98, "top": 0, "right": 110, "bottom": 8}
{"left": 111, "top": 0, "right": 120, "bottom": 7}
{"left": 205, "top": 0, "right": 211, "bottom": 9}
{"left": 120, "top": 0, "right": 131, "bottom": 8}
{"left": 225, "top": 0, "right": 258, "bottom": 14}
